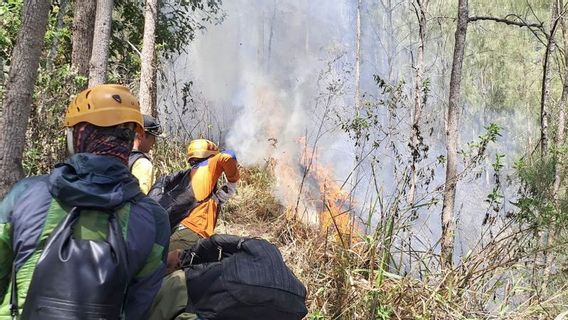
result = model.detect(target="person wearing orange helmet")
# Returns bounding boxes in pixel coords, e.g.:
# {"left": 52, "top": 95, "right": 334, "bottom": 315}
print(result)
{"left": 169, "top": 139, "right": 240, "bottom": 251}
{"left": 0, "top": 84, "right": 170, "bottom": 319}
{"left": 149, "top": 139, "right": 239, "bottom": 320}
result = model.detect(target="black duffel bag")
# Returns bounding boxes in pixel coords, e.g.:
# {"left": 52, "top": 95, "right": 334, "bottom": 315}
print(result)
{"left": 181, "top": 234, "right": 308, "bottom": 320}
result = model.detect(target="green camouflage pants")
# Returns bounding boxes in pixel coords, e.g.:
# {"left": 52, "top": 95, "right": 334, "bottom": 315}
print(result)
{"left": 149, "top": 270, "right": 197, "bottom": 320}
{"left": 169, "top": 227, "right": 202, "bottom": 251}
{"left": 150, "top": 228, "right": 202, "bottom": 319}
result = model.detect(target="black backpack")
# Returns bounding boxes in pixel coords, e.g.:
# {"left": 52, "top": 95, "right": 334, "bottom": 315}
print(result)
{"left": 181, "top": 235, "right": 308, "bottom": 320}
{"left": 18, "top": 206, "right": 130, "bottom": 320}
{"left": 147, "top": 169, "right": 214, "bottom": 231}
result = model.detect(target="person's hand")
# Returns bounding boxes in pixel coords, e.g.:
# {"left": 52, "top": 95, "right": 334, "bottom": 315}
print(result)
{"left": 215, "top": 182, "right": 237, "bottom": 203}
{"left": 166, "top": 249, "right": 183, "bottom": 274}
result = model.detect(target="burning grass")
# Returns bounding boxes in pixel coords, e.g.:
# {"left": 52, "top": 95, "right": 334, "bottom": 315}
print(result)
{"left": 216, "top": 165, "right": 568, "bottom": 320}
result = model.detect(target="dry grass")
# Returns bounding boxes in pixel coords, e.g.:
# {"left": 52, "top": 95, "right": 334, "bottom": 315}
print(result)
{"left": 210, "top": 165, "right": 568, "bottom": 320}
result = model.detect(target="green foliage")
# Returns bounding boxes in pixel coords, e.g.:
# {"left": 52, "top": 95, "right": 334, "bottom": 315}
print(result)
{"left": 308, "top": 310, "right": 325, "bottom": 320}
{"left": 44, "top": 3, "right": 72, "bottom": 64}
{"left": 452, "top": 0, "right": 548, "bottom": 112}
{"left": 339, "top": 115, "right": 371, "bottom": 146}
{"left": 22, "top": 146, "right": 43, "bottom": 175}
{"left": 337, "top": 75, "right": 407, "bottom": 149}
{"left": 485, "top": 153, "right": 505, "bottom": 211}
{"left": 485, "top": 184, "right": 503, "bottom": 205}
{"left": 512, "top": 152, "right": 568, "bottom": 230}
{"left": 22, "top": 63, "right": 77, "bottom": 176}
{"left": 514, "top": 155, "right": 560, "bottom": 228}
{"left": 110, "top": 0, "right": 224, "bottom": 82}
{"left": 0, "top": 0, "right": 22, "bottom": 63}
{"left": 372, "top": 304, "right": 392, "bottom": 320}
{"left": 459, "top": 123, "right": 502, "bottom": 166}
{"left": 492, "top": 152, "right": 505, "bottom": 172}
{"left": 365, "top": 294, "right": 393, "bottom": 320}
{"left": 4, "top": 0, "right": 225, "bottom": 174}
{"left": 157, "top": 0, "right": 224, "bottom": 58}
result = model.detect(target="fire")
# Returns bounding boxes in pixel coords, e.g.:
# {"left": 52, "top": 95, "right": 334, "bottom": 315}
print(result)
{"left": 249, "top": 85, "right": 361, "bottom": 243}
{"left": 312, "top": 162, "right": 357, "bottom": 243}
{"left": 273, "top": 137, "right": 361, "bottom": 244}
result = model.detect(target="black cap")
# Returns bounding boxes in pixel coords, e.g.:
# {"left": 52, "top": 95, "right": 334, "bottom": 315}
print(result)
{"left": 143, "top": 115, "right": 163, "bottom": 136}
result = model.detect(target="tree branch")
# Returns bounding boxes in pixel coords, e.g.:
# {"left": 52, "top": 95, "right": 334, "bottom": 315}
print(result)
{"left": 468, "top": 15, "right": 543, "bottom": 30}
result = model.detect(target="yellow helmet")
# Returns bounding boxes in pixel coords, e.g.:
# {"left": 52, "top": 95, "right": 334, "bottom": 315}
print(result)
{"left": 64, "top": 84, "right": 143, "bottom": 130}
{"left": 187, "top": 139, "right": 220, "bottom": 160}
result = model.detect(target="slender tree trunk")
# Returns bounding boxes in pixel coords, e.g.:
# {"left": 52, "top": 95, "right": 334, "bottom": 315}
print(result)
{"left": 553, "top": 0, "right": 567, "bottom": 226}
{"left": 537, "top": 4, "right": 561, "bottom": 288}
{"left": 351, "top": 0, "right": 364, "bottom": 200}
{"left": 543, "top": 0, "right": 567, "bottom": 287}
{"left": 441, "top": 0, "right": 468, "bottom": 269}
{"left": 354, "top": 0, "right": 362, "bottom": 112}
{"left": 139, "top": 0, "right": 158, "bottom": 116}
{"left": 88, "top": 0, "right": 113, "bottom": 87}
{"left": 268, "top": 2, "right": 276, "bottom": 67}
{"left": 71, "top": 0, "right": 96, "bottom": 85}
{"left": 46, "top": 0, "right": 68, "bottom": 70}
{"left": 380, "top": 0, "right": 396, "bottom": 80}
{"left": 0, "top": 0, "right": 51, "bottom": 197}
{"left": 408, "top": 0, "right": 428, "bottom": 210}
{"left": 0, "top": 57, "right": 4, "bottom": 85}
{"left": 541, "top": 4, "right": 560, "bottom": 155}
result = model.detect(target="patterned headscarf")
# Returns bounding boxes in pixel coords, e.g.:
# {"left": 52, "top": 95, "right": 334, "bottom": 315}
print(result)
{"left": 73, "top": 122, "right": 135, "bottom": 164}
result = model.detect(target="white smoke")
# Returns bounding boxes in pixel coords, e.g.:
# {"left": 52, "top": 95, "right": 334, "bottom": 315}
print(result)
{"left": 159, "top": 0, "right": 357, "bottom": 221}
{"left": 158, "top": 0, "right": 539, "bottom": 266}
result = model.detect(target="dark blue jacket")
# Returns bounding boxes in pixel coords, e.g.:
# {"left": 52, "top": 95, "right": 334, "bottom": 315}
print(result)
{"left": 0, "top": 153, "right": 170, "bottom": 319}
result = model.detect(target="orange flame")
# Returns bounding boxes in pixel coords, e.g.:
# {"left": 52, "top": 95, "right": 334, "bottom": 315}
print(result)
{"left": 273, "top": 137, "right": 361, "bottom": 244}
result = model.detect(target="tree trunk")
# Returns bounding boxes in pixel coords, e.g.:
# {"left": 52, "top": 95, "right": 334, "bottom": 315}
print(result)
{"left": 139, "top": 0, "right": 158, "bottom": 116}
{"left": 0, "top": 57, "right": 4, "bottom": 85}
{"left": 71, "top": 0, "right": 96, "bottom": 85}
{"left": 441, "top": 0, "right": 468, "bottom": 269}
{"left": 379, "top": 0, "right": 396, "bottom": 80}
{"left": 540, "top": 4, "right": 560, "bottom": 155}
{"left": 553, "top": 0, "right": 567, "bottom": 226}
{"left": 543, "top": 0, "right": 567, "bottom": 287}
{"left": 46, "top": 0, "right": 68, "bottom": 70}
{"left": 88, "top": 0, "right": 113, "bottom": 87}
{"left": 408, "top": 0, "right": 428, "bottom": 211}
{"left": 354, "top": 0, "right": 362, "bottom": 112}
{"left": 351, "top": 0, "right": 364, "bottom": 207}
{"left": 0, "top": 0, "right": 51, "bottom": 197}
{"left": 537, "top": 3, "right": 561, "bottom": 288}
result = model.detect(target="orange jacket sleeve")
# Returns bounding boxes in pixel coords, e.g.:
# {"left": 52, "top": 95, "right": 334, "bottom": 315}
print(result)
{"left": 214, "top": 150, "right": 239, "bottom": 183}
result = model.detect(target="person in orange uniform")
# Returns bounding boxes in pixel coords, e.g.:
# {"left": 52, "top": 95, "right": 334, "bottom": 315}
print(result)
{"left": 169, "top": 139, "right": 240, "bottom": 251}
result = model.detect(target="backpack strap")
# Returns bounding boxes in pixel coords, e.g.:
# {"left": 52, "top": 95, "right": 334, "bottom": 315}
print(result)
{"left": 197, "top": 188, "right": 215, "bottom": 205}
{"left": 130, "top": 191, "right": 145, "bottom": 203}
{"left": 128, "top": 151, "right": 150, "bottom": 171}
{"left": 10, "top": 261, "right": 18, "bottom": 320}
{"left": 188, "top": 167, "right": 217, "bottom": 205}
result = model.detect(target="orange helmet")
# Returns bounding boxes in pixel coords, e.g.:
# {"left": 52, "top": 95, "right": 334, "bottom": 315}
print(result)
{"left": 64, "top": 84, "right": 143, "bottom": 131}
{"left": 187, "top": 139, "right": 219, "bottom": 160}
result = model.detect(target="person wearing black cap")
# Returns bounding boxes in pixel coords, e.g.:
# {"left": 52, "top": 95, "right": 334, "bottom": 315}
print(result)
{"left": 129, "top": 115, "right": 163, "bottom": 194}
